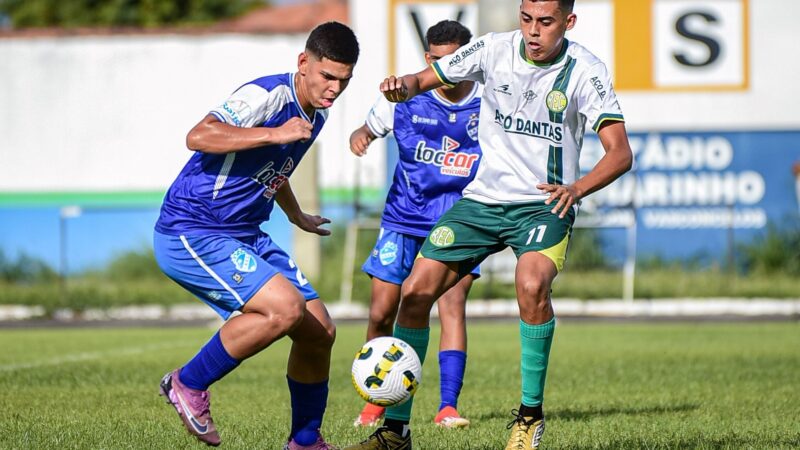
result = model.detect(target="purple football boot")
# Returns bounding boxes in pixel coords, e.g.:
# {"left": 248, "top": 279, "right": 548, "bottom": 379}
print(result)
{"left": 159, "top": 369, "right": 221, "bottom": 446}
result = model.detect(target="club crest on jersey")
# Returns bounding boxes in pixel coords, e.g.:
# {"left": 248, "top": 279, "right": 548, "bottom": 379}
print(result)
{"left": 429, "top": 226, "right": 455, "bottom": 247}
{"left": 466, "top": 113, "right": 479, "bottom": 141}
{"left": 414, "top": 136, "right": 480, "bottom": 178}
{"left": 379, "top": 241, "right": 398, "bottom": 266}
{"left": 230, "top": 248, "right": 257, "bottom": 273}
{"left": 523, "top": 90, "right": 538, "bottom": 105}
{"left": 546, "top": 90, "right": 568, "bottom": 113}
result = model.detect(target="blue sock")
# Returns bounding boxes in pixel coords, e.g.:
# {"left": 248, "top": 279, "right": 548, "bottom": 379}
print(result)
{"left": 287, "top": 376, "right": 328, "bottom": 445}
{"left": 179, "top": 332, "right": 240, "bottom": 391}
{"left": 439, "top": 350, "right": 467, "bottom": 410}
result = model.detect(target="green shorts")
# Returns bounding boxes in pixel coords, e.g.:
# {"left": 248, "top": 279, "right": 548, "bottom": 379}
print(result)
{"left": 420, "top": 198, "right": 575, "bottom": 276}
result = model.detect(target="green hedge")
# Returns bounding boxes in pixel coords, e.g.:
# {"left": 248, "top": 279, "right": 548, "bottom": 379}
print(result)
{"left": 0, "top": 0, "right": 261, "bottom": 28}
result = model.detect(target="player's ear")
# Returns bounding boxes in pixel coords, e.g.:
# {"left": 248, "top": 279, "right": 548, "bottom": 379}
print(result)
{"left": 565, "top": 12, "right": 577, "bottom": 31}
{"left": 297, "top": 52, "right": 309, "bottom": 75}
{"left": 424, "top": 52, "right": 432, "bottom": 65}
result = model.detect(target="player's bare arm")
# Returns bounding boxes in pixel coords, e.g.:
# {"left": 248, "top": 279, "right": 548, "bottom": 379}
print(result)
{"left": 538, "top": 121, "right": 633, "bottom": 218}
{"left": 381, "top": 66, "right": 443, "bottom": 103}
{"left": 186, "top": 115, "right": 313, "bottom": 154}
{"left": 275, "top": 181, "right": 332, "bottom": 236}
{"left": 349, "top": 124, "right": 378, "bottom": 156}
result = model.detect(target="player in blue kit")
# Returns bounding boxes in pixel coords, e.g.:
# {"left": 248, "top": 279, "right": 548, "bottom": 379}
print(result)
{"left": 153, "top": 22, "right": 358, "bottom": 450}
{"left": 348, "top": 20, "right": 482, "bottom": 430}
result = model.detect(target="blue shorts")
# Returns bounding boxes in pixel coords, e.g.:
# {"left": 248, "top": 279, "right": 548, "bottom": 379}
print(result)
{"left": 362, "top": 228, "right": 480, "bottom": 285}
{"left": 153, "top": 231, "right": 318, "bottom": 319}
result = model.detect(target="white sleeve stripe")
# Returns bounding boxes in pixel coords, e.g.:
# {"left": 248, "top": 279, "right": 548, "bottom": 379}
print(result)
{"left": 365, "top": 117, "right": 388, "bottom": 138}
{"left": 209, "top": 111, "right": 226, "bottom": 123}
{"left": 179, "top": 235, "right": 244, "bottom": 306}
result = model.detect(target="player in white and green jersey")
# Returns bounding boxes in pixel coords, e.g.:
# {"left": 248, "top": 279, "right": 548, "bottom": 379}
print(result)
{"left": 344, "top": 2, "right": 633, "bottom": 450}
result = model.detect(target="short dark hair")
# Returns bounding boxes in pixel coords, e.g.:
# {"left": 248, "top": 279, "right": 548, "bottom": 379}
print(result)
{"left": 305, "top": 21, "right": 360, "bottom": 65}
{"left": 426, "top": 20, "right": 472, "bottom": 47}
{"left": 525, "top": 0, "right": 575, "bottom": 13}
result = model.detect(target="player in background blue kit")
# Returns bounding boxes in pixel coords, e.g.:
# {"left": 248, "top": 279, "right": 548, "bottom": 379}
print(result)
{"left": 349, "top": 20, "right": 482, "bottom": 430}
{"left": 153, "top": 22, "right": 358, "bottom": 450}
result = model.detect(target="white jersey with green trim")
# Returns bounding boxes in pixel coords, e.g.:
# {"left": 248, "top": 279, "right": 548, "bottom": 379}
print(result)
{"left": 431, "top": 30, "right": 624, "bottom": 204}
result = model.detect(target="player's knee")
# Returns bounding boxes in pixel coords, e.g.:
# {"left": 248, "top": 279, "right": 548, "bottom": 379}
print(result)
{"left": 319, "top": 319, "right": 336, "bottom": 349}
{"left": 272, "top": 295, "right": 306, "bottom": 334}
{"left": 519, "top": 277, "right": 551, "bottom": 304}
{"left": 368, "top": 309, "right": 395, "bottom": 335}
{"left": 401, "top": 276, "right": 437, "bottom": 304}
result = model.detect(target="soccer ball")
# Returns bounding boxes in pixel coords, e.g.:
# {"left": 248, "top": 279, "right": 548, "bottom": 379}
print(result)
{"left": 351, "top": 336, "right": 422, "bottom": 407}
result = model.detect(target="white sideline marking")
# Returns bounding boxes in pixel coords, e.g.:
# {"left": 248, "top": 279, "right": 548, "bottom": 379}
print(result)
{"left": 0, "top": 341, "right": 193, "bottom": 373}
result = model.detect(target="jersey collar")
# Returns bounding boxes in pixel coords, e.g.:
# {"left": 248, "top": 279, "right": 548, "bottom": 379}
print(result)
{"left": 518, "top": 37, "right": 569, "bottom": 67}
{"left": 290, "top": 72, "right": 317, "bottom": 124}
{"left": 430, "top": 81, "right": 480, "bottom": 107}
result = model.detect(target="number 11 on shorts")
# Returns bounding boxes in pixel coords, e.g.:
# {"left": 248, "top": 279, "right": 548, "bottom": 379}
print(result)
{"left": 526, "top": 225, "right": 547, "bottom": 245}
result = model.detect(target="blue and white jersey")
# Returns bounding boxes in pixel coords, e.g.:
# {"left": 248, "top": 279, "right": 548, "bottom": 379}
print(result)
{"left": 156, "top": 73, "right": 328, "bottom": 237}
{"left": 366, "top": 84, "right": 482, "bottom": 237}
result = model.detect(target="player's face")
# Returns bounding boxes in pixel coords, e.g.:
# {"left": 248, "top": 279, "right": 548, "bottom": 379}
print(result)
{"left": 425, "top": 43, "right": 462, "bottom": 90}
{"left": 298, "top": 52, "right": 354, "bottom": 109}
{"left": 519, "top": 0, "right": 576, "bottom": 63}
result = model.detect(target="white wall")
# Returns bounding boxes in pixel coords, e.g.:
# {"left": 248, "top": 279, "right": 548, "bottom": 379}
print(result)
{"left": 0, "top": 34, "right": 308, "bottom": 192}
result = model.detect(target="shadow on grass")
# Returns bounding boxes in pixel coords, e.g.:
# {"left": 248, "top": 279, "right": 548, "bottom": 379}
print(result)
{"left": 472, "top": 402, "right": 700, "bottom": 422}
{"left": 549, "top": 402, "right": 700, "bottom": 421}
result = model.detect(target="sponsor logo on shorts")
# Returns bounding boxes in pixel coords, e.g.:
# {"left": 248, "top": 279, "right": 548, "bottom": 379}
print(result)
{"left": 546, "top": 90, "right": 568, "bottom": 113}
{"left": 379, "top": 241, "right": 398, "bottom": 266}
{"left": 429, "top": 226, "right": 455, "bottom": 247}
{"left": 207, "top": 291, "right": 222, "bottom": 301}
{"left": 232, "top": 273, "right": 244, "bottom": 284}
{"left": 230, "top": 248, "right": 257, "bottom": 273}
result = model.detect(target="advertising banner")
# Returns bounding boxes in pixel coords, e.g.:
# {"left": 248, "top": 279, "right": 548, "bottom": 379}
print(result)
{"left": 580, "top": 131, "right": 799, "bottom": 261}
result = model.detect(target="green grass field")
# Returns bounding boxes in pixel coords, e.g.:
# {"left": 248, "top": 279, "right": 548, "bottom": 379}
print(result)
{"left": 1, "top": 322, "right": 798, "bottom": 449}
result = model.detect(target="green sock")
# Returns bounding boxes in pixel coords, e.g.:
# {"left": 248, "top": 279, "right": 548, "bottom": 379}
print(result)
{"left": 385, "top": 325, "right": 430, "bottom": 422}
{"left": 519, "top": 317, "right": 555, "bottom": 408}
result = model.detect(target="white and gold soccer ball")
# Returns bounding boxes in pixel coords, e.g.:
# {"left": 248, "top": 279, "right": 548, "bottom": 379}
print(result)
{"left": 351, "top": 336, "right": 422, "bottom": 407}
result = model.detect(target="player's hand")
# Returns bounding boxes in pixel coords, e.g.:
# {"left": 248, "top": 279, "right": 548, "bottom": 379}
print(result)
{"left": 537, "top": 183, "right": 581, "bottom": 219}
{"left": 291, "top": 212, "right": 332, "bottom": 236}
{"left": 349, "top": 127, "right": 375, "bottom": 156}
{"left": 275, "top": 117, "right": 313, "bottom": 144}
{"left": 381, "top": 76, "right": 409, "bottom": 103}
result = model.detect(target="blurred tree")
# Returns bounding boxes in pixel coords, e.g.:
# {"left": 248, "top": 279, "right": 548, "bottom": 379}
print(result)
{"left": 738, "top": 223, "right": 800, "bottom": 275}
{"left": 0, "top": 0, "right": 264, "bottom": 28}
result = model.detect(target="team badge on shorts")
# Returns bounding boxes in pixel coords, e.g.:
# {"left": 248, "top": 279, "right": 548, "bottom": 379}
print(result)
{"left": 429, "top": 226, "right": 455, "bottom": 247}
{"left": 546, "top": 90, "right": 568, "bottom": 113}
{"left": 379, "top": 241, "right": 398, "bottom": 266}
{"left": 230, "top": 248, "right": 257, "bottom": 273}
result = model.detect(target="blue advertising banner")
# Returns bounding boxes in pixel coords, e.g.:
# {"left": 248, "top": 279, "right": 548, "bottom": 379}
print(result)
{"left": 579, "top": 130, "right": 800, "bottom": 262}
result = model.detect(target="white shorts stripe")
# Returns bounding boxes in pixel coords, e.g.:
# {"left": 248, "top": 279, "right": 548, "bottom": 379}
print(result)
{"left": 179, "top": 235, "right": 245, "bottom": 306}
